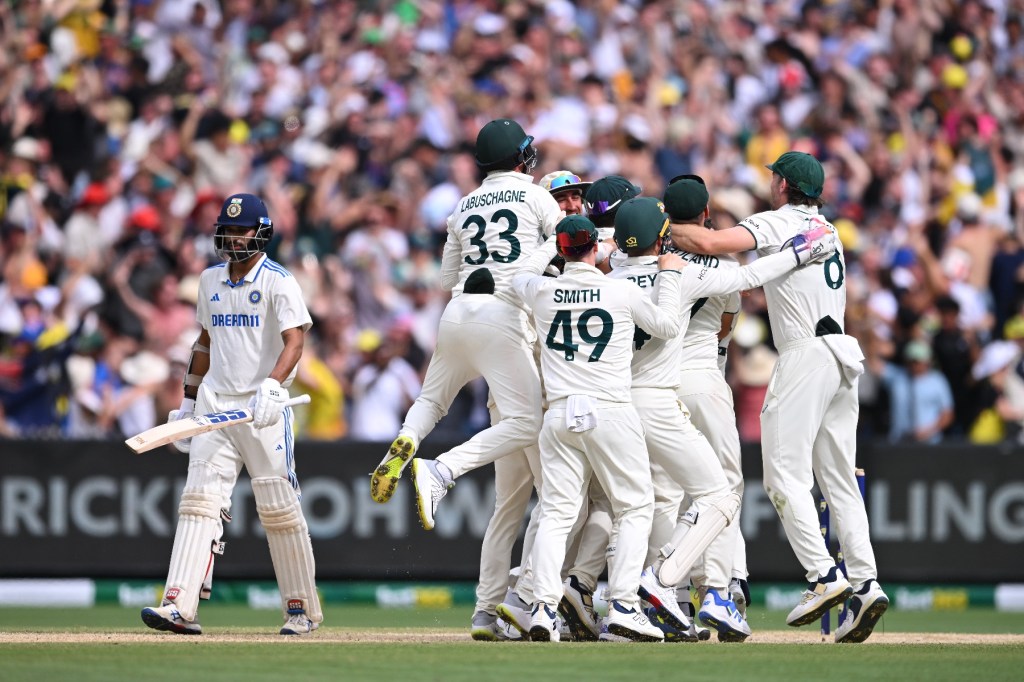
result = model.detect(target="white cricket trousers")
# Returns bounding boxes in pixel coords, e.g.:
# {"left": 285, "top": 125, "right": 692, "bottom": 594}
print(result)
{"left": 400, "top": 294, "right": 543, "bottom": 478}
{"left": 531, "top": 400, "right": 653, "bottom": 611}
{"left": 677, "top": 367, "right": 747, "bottom": 580}
{"left": 760, "top": 337, "right": 877, "bottom": 585}
{"left": 632, "top": 387, "right": 733, "bottom": 589}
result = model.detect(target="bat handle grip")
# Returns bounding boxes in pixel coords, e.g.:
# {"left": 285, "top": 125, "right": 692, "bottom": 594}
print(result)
{"left": 284, "top": 394, "right": 311, "bottom": 408}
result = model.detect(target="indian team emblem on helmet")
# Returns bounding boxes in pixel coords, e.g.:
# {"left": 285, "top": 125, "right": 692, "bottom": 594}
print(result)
{"left": 226, "top": 197, "right": 243, "bottom": 218}
{"left": 249, "top": 290, "right": 262, "bottom": 305}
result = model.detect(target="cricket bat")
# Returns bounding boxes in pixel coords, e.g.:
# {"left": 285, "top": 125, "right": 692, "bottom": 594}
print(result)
{"left": 124, "top": 394, "right": 311, "bottom": 454}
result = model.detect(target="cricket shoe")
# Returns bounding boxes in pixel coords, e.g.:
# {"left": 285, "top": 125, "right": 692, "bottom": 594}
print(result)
{"left": 835, "top": 580, "right": 889, "bottom": 643}
{"left": 730, "top": 578, "right": 750, "bottom": 617}
{"left": 679, "top": 599, "right": 711, "bottom": 641}
{"left": 496, "top": 617, "right": 522, "bottom": 641}
{"left": 605, "top": 601, "right": 664, "bottom": 642}
{"left": 495, "top": 592, "right": 532, "bottom": 637}
{"left": 637, "top": 566, "right": 691, "bottom": 632}
{"left": 644, "top": 607, "right": 701, "bottom": 643}
{"left": 558, "top": 575, "right": 600, "bottom": 641}
{"left": 470, "top": 610, "right": 499, "bottom": 641}
{"left": 411, "top": 459, "right": 452, "bottom": 531}
{"left": 280, "top": 613, "right": 318, "bottom": 635}
{"left": 786, "top": 565, "right": 853, "bottom": 627}
{"left": 370, "top": 435, "right": 417, "bottom": 503}
{"left": 698, "top": 588, "right": 751, "bottom": 642}
{"left": 598, "top": 620, "right": 631, "bottom": 642}
{"left": 141, "top": 604, "right": 202, "bottom": 635}
{"left": 529, "top": 603, "right": 561, "bottom": 642}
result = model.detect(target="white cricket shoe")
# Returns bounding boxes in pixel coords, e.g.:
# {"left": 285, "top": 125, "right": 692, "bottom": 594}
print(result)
{"left": 605, "top": 601, "right": 664, "bottom": 642}
{"left": 638, "top": 566, "right": 691, "bottom": 632}
{"left": 730, "top": 578, "right": 749, "bottom": 617}
{"left": 141, "top": 604, "right": 202, "bottom": 635}
{"left": 411, "top": 459, "right": 451, "bottom": 531}
{"left": 280, "top": 613, "right": 318, "bottom": 635}
{"left": 470, "top": 610, "right": 499, "bottom": 641}
{"left": 598, "top": 620, "right": 631, "bottom": 642}
{"left": 528, "top": 603, "right": 561, "bottom": 642}
{"left": 836, "top": 580, "right": 889, "bottom": 643}
{"left": 787, "top": 565, "right": 853, "bottom": 627}
{"left": 495, "top": 592, "right": 532, "bottom": 637}
{"left": 698, "top": 588, "right": 751, "bottom": 642}
{"left": 496, "top": 617, "right": 523, "bottom": 641}
{"left": 370, "top": 435, "right": 417, "bottom": 503}
{"left": 559, "top": 575, "right": 600, "bottom": 641}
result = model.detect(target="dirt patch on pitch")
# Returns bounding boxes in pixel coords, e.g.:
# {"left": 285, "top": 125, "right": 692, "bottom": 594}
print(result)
{"left": 1, "top": 630, "right": 1022, "bottom": 645}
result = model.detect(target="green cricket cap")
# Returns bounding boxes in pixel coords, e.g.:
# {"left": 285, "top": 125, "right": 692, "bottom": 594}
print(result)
{"left": 766, "top": 151, "right": 825, "bottom": 198}
{"left": 663, "top": 178, "right": 710, "bottom": 221}
{"left": 614, "top": 197, "right": 670, "bottom": 251}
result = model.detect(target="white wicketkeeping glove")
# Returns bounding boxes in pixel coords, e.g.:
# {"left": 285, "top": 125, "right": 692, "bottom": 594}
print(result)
{"left": 168, "top": 397, "right": 196, "bottom": 453}
{"left": 787, "top": 223, "right": 838, "bottom": 266}
{"left": 249, "top": 378, "right": 289, "bottom": 429}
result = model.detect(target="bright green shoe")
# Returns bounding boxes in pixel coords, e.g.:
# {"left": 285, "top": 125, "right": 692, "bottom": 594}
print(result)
{"left": 370, "top": 435, "right": 417, "bottom": 503}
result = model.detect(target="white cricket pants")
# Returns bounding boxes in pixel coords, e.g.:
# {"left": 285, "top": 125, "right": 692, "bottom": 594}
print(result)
{"left": 760, "top": 337, "right": 877, "bottom": 585}
{"left": 400, "top": 295, "right": 542, "bottom": 478}
{"left": 531, "top": 400, "right": 653, "bottom": 611}
{"left": 632, "top": 387, "right": 733, "bottom": 589}
{"left": 678, "top": 367, "right": 747, "bottom": 580}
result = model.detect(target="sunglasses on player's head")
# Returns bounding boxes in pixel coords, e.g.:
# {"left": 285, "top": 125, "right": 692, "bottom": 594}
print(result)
{"left": 667, "top": 173, "right": 706, "bottom": 186}
{"left": 550, "top": 174, "right": 583, "bottom": 189}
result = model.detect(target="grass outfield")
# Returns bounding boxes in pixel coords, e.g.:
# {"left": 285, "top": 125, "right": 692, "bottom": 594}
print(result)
{"left": 1, "top": 606, "right": 1022, "bottom": 682}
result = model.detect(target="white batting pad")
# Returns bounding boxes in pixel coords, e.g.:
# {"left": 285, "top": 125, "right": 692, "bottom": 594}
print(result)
{"left": 253, "top": 477, "right": 323, "bottom": 624}
{"left": 163, "top": 460, "right": 225, "bottom": 621}
{"left": 656, "top": 492, "right": 741, "bottom": 588}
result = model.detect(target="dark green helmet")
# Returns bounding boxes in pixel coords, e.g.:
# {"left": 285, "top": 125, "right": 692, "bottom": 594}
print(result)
{"left": 475, "top": 119, "right": 538, "bottom": 172}
{"left": 613, "top": 197, "right": 670, "bottom": 253}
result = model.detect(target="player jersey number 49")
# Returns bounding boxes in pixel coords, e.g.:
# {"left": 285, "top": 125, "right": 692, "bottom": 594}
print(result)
{"left": 545, "top": 308, "right": 614, "bottom": 362}
{"left": 462, "top": 210, "right": 521, "bottom": 264}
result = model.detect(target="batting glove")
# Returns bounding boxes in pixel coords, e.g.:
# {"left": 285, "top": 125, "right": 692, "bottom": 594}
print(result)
{"left": 167, "top": 397, "right": 196, "bottom": 453}
{"left": 249, "top": 378, "right": 289, "bottom": 429}
{"left": 787, "top": 224, "right": 837, "bottom": 266}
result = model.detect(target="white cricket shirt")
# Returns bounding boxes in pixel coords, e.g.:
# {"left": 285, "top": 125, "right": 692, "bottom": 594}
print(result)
{"left": 737, "top": 204, "right": 847, "bottom": 349}
{"left": 196, "top": 254, "right": 312, "bottom": 395}
{"left": 512, "top": 262, "right": 683, "bottom": 403}
{"left": 440, "top": 170, "right": 562, "bottom": 308}
{"left": 678, "top": 252, "right": 741, "bottom": 371}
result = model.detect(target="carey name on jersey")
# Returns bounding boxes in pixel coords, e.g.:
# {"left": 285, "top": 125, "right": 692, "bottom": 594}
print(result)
{"left": 211, "top": 313, "right": 261, "bottom": 327}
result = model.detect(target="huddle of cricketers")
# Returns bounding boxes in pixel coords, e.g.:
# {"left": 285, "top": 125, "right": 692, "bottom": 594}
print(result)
{"left": 373, "top": 118, "right": 890, "bottom": 644}
{"left": 140, "top": 115, "right": 887, "bottom": 644}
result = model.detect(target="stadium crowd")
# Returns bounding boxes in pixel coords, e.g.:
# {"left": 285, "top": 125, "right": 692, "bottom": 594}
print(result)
{"left": 2, "top": 0, "right": 1024, "bottom": 445}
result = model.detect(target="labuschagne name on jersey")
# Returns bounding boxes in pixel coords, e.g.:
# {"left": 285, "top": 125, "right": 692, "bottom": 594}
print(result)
{"left": 459, "top": 189, "right": 527, "bottom": 212}
{"left": 553, "top": 288, "right": 602, "bottom": 304}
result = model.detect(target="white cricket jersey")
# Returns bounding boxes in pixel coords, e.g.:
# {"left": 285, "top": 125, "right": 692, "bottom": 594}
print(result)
{"left": 196, "top": 254, "right": 312, "bottom": 395}
{"left": 679, "top": 252, "right": 742, "bottom": 371}
{"left": 512, "top": 262, "right": 683, "bottom": 403}
{"left": 440, "top": 170, "right": 562, "bottom": 307}
{"left": 610, "top": 249, "right": 804, "bottom": 389}
{"left": 737, "top": 204, "right": 846, "bottom": 348}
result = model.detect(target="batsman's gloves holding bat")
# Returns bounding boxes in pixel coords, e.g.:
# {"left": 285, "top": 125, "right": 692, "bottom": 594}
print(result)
{"left": 249, "top": 378, "right": 289, "bottom": 429}
{"left": 167, "top": 397, "right": 196, "bottom": 453}
{"left": 786, "top": 224, "right": 837, "bottom": 266}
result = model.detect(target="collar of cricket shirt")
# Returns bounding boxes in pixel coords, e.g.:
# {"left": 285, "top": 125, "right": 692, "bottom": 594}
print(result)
{"left": 222, "top": 253, "right": 269, "bottom": 286}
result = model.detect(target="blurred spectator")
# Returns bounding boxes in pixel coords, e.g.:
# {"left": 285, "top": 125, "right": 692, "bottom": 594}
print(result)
{"left": 931, "top": 296, "right": 979, "bottom": 434}
{"left": 874, "top": 340, "right": 955, "bottom": 444}
{"left": 348, "top": 328, "right": 420, "bottom": 442}
{"left": 968, "top": 341, "right": 1023, "bottom": 443}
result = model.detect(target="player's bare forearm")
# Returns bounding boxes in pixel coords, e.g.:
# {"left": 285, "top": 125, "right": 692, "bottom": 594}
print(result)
{"left": 671, "top": 222, "right": 755, "bottom": 255}
{"left": 268, "top": 327, "right": 305, "bottom": 384}
{"left": 184, "top": 329, "right": 212, "bottom": 400}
